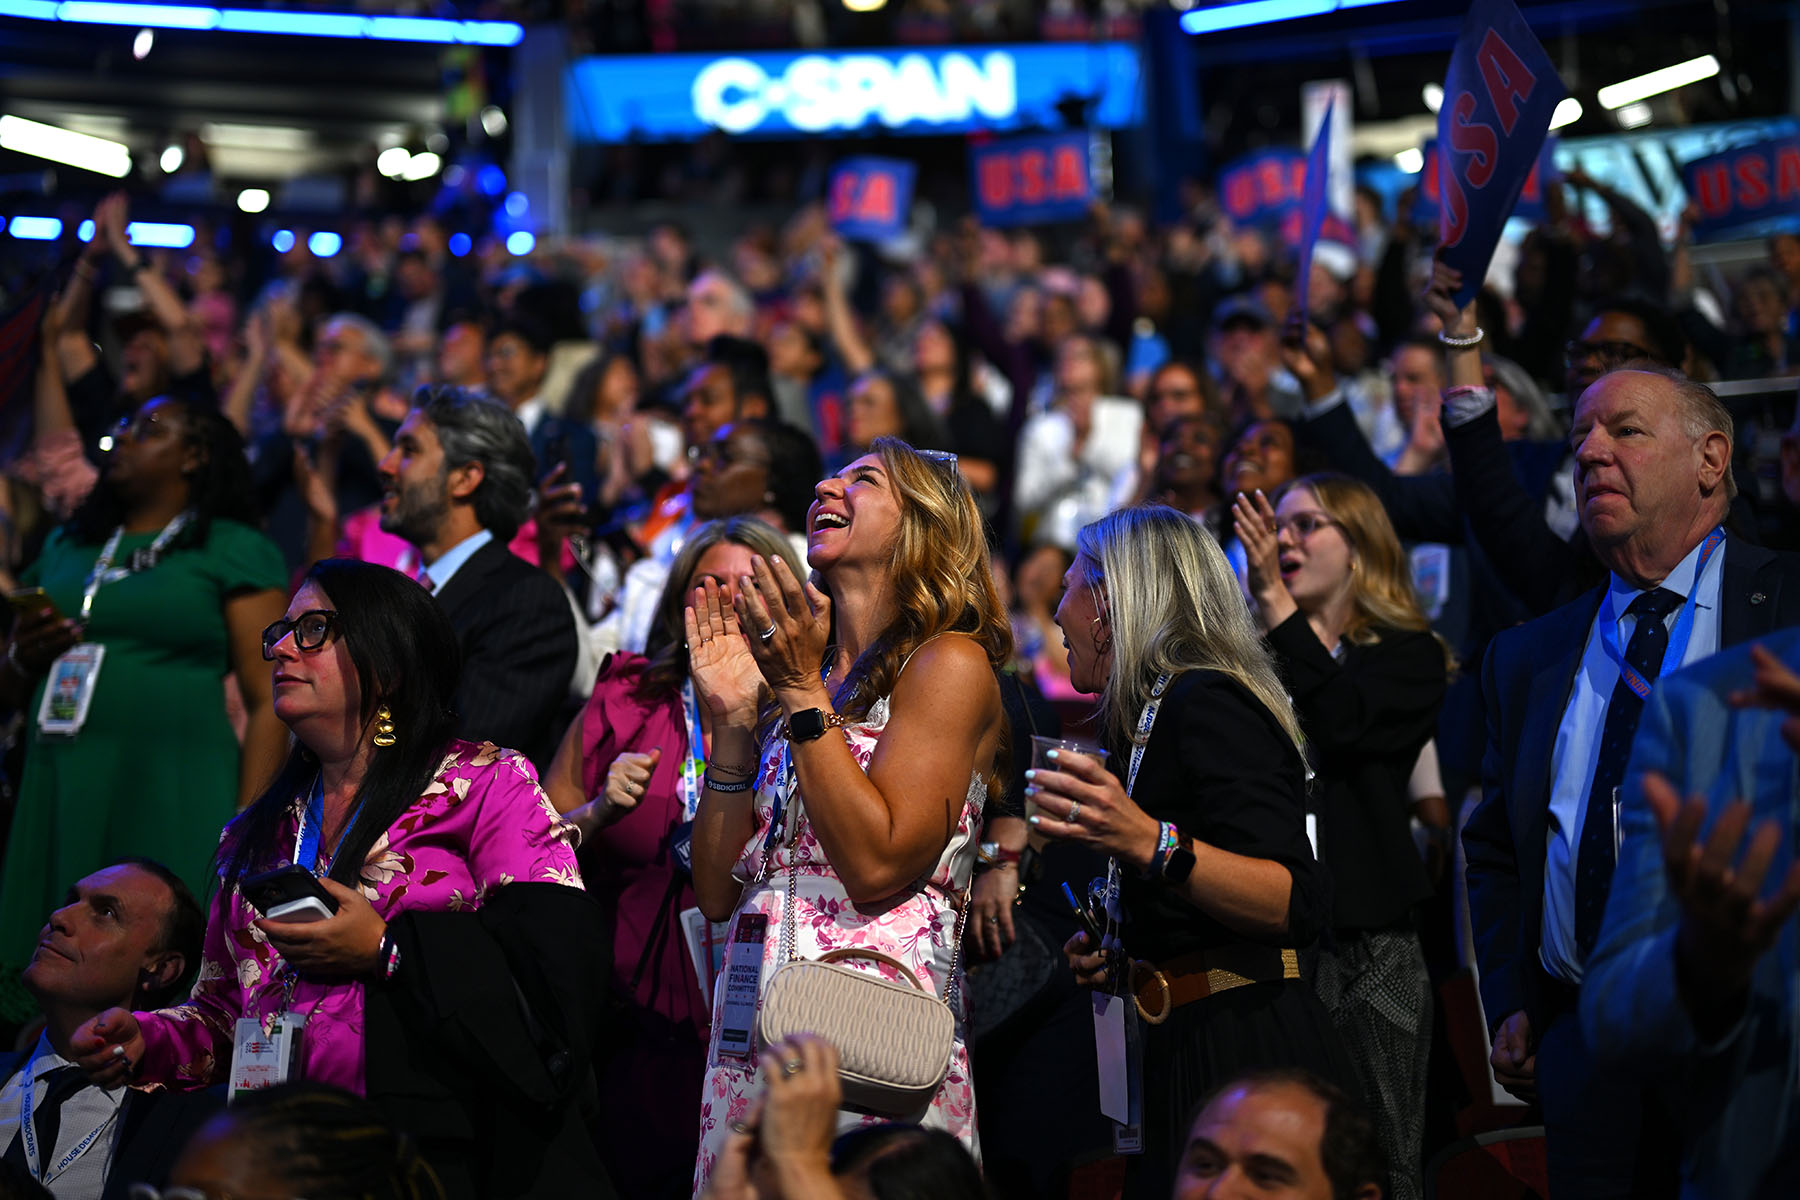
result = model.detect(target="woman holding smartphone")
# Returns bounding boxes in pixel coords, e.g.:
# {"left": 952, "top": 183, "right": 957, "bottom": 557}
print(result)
{"left": 1027, "top": 505, "right": 1349, "bottom": 1198}
{"left": 66, "top": 559, "right": 606, "bottom": 1200}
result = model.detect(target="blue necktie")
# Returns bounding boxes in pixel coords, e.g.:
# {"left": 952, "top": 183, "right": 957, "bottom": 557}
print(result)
{"left": 1574, "top": 586, "right": 1683, "bottom": 958}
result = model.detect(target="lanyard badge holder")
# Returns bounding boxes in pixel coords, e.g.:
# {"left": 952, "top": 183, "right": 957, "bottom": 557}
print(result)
{"left": 712, "top": 739, "right": 796, "bottom": 1067}
{"left": 38, "top": 512, "right": 191, "bottom": 738}
{"left": 15, "top": 1053, "right": 118, "bottom": 1186}
{"left": 1091, "top": 671, "right": 1171, "bottom": 1154}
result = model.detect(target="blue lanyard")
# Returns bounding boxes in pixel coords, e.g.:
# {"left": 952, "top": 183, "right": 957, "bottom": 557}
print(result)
{"left": 1597, "top": 528, "right": 1723, "bottom": 701}
{"left": 294, "top": 776, "right": 363, "bottom": 873}
{"left": 17, "top": 1051, "right": 115, "bottom": 1184}
{"left": 680, "top": 682, "right": 707, "bottom": 823}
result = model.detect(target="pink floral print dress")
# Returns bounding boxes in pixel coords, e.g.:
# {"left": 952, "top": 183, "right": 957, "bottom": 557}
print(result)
{"left": 134, "top": 740, "right": 583, "bottom": 1096}
{"left": 692, "top": 695, "right": 984, "bottom": 1195}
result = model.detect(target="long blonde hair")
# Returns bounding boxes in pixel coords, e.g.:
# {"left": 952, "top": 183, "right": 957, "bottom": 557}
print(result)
{"left": 827, "top": 438, "right": 1013, "bottom": 798}
{"left": 1076, "top": 505, "right": 1304, "bottom": 755}
{"left": 1277, "top": 473, "right": 1453, "bottom": 670}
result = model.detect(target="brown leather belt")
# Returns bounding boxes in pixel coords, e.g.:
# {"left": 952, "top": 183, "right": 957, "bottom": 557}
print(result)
{"left": 1130, "top": 945, "right": 1301, "bottom": 1024}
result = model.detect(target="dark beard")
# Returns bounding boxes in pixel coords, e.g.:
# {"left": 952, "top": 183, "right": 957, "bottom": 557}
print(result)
{"left": 378, "top": 479, "right": 451, "bottom": 547}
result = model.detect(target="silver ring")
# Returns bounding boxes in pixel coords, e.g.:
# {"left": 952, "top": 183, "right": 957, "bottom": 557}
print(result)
{"left": 759, "top": 624, "right": 777, "bottom": 643}
{"left": 780, "top": 1058, "right": 804, "bottom": 1078}
{"left": 985, "top": 916, "right": 999, "bottom": 924}
{"left": 1067, "top": 801, "right": 1081, "bottom": 823}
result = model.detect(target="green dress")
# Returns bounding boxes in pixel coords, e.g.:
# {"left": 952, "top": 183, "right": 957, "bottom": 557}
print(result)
{"left": 0, "top": 518, "right": 286, "bottom": 1018}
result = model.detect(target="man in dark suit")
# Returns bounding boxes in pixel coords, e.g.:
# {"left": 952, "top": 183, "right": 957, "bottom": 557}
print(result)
{"left": 1, "top": 859, "right": 219, "bottom": 1198}
{"left": 378, "top": 387, "right": 577, "bottom": 766}
{"left": 1463, "top": 365, "right": 1800, "bottom": 1197}
{"left": 484, "top": 315, "right": 599, "bottom": 508}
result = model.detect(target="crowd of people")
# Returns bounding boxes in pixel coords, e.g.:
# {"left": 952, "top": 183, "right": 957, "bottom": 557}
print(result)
{"left": 0, "top": 159, "right": 1796, "bottom": 1200}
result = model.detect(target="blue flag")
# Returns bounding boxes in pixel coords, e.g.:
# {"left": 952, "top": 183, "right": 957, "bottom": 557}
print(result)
{"left": 1436, "top": 0, "right": 1567, "bottom": 305}
{"left": 828, "top": 157, "right": 916, "bottom": 242}
{"left": 1295, "top": 99, "right": 1335, "bottom": 319}
{"left": 970, "top": 133, "right": 1093, "bottom": 228}
{"left": 1684, "top": 136, "right": 1800, "bottom": 243}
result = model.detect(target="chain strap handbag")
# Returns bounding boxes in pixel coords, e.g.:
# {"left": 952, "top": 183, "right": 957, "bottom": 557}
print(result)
{"left": 756, "top": 805, "right": 969, "bottom": 1117}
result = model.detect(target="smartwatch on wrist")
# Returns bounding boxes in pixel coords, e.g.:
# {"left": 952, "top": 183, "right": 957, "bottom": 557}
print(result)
{"left": 1161, "top": 829, "right": 1197, "bottom": 885}
{"left": 783, "top": 707, "right": 848, "bottom": 742}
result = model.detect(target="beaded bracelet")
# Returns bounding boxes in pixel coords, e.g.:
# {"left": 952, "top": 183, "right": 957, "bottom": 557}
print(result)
{"left": 704, "top": 773, "right": 754, "bottom": 793}
{"left": 378, "top": 932, "right": 402, "bottom": 981}
{"left": 1437, "top": 326, "right": 1484, "bottom": 349}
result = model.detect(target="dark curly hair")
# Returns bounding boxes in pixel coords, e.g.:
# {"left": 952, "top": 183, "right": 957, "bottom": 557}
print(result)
{"left": 67, "top": 396, "right": 259, "bottom": 549}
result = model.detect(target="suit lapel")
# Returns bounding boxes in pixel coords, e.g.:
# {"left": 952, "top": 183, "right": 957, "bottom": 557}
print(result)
{"left": 431, "top": 539, "right": 503, "bottom": 620}
{"left": 1514, "top": 591, "right": 1602, "bottom": 847}
{"left": 1720, "top": 539, "right": 1778, "bottom": 648}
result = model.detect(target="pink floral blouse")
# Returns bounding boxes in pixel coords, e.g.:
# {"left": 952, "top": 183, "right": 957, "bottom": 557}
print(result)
{"left": 134, "top": 740, "right": 583, "bottom": 1096}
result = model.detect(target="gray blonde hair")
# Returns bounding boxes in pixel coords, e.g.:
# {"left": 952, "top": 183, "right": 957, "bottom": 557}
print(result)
{"left": 1076, "top": 505, "right": 1304, "bottom": 755}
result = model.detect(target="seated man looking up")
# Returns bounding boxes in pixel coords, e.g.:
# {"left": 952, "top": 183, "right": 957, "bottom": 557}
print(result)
{"left": 1172, "top": 1068, "right": 1385, "bottom": 1200}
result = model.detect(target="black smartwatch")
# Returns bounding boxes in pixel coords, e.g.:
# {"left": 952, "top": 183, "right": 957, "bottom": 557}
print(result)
{"left": 1161, "top": 830, "right": 1197, "bottom": 885}
{"left": 784, "top": 707, "right": 847, "bottom": 742}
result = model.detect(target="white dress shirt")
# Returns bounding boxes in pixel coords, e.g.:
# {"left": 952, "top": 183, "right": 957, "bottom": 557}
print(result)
{"left": 421, "top": 528, "right": 494, "bottom": 595}
{"left": 1540, "top": 532, "right": 1726, "bottom": 984}
{"left": 0, "top": 1034, "right": 127, "bottom": 1196}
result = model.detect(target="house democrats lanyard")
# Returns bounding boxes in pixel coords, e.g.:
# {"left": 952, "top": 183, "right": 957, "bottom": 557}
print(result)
{"left": 15, "top": 1051, "right": 117, "bottom": 1185}
{"left": 37, "top": 511, "right": 192, "bottom": 737}
{"left": 1596, "top": 527, "right": 1724, "bottom": 700}
{"left": 294, "top": 775, "right": 364, "bottom": 873}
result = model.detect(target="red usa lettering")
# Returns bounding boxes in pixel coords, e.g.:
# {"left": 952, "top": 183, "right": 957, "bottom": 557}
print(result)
{"left": 1475, "top": 29, "right": 1538, "bottom": 136}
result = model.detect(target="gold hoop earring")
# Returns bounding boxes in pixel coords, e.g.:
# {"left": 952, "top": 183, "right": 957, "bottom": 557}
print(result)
{"left": 372, "top": 705, "right": 397, "bottom": 748}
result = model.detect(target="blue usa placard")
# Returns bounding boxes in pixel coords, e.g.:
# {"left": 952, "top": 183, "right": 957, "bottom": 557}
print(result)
{"left": 1219, "top": 149, "right": 1306, "bottom": 228}
{"left": 1436, "top": 0, "right": 1568, "bottom": 304}
{"left": 828, "top": 157, "right": 916, "bottom": 242}
{"left": 1684, "top": 136, "right": 1800, "bottom": 243}
{"left": 1295, "top": 99, "right": 1335, "bottom": 318}
{"left": 969, "top": 133, "right": 1092, "bottom": 228}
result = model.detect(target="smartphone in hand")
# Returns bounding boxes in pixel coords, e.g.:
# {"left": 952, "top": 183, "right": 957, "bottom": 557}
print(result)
{"left": 242, "top": 865, "right": 338, "bottom": 924}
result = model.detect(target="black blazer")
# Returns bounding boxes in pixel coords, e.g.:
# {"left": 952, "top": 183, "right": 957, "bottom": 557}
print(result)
{"left": 1267, "top": 615, "right": 1445, "bottom": 932}
{"left": 1112, "top": 669, "right": 1327, "bottom": 962}
{"left": 431, "top": 539, "right": 578, "bottom": 768}
{"left": 1462, "top": 538, "right": 1800, "bottom": 1036}
{"left": 0, "top": 1051, "right": 223, "bottom": 1200}
{"left": 365, "top": 882, "right": 616, "bottom": 1200}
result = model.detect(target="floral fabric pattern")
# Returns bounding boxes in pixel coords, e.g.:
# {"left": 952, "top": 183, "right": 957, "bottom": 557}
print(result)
{"left": 693, "top": 697, "right": 984, "bottom": 1195}
{"left": 134, "top": 740, "right": 582, "bottom": 1096}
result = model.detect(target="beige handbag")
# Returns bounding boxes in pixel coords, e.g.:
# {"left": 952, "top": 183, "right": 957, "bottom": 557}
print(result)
{"left": 756, "top": 809, "right": 968, "bottom": 1117}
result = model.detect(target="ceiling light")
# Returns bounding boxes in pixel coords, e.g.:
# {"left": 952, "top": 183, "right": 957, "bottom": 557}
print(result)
{"left": 308, "top": 231, "right": 342, "bottom": 257}
{"left": 843, "top": 0, "right": 888, "bottom": 11}
{"left": 479, "top": 106, "right": 507, "bottom": 137}
{"left": 159, "top": 144, "right": 183, "bottom": 172}
{"left": 1617, "top": 102, "right": 1653, "bottom": 129}
{"left": 1422, "top": 83, "right": 1442, "bottom": 114}
{"left": 425, "top": 131, "right": 448, "bottom": 154}
{"left": 376, "top": 146, "right": 411, "bottom": 178}
{"left": 126, "top": 221, "right": 194, "bottom": 248}
{"left": 506, "top": 230, "right": 535, "bottom": 256}
{"left": 201, "top": 122, "right": 312, "bottom": 152}
{"left": 1549, "top": 97, "right": 1583, "bottom": 131}
{"left": 132, "top": 27, "right": 153, "bottom": 57}
{"left": 1597, "top": 54, "right": 1720, "bottom": 110}
{"left": 0, "top": 114, "right": 130, "bottom": 178}
{"left": 8, "top": 216, "right": 63, "bottom": 240}
{"left": 78, "top": 220, "right": 95, "bottom": 241}
{"left": 504, "top": 191, "right": 528, "bottom": 217}
{"left": 236, "top": 187, "right": 269, "bottom": 213}
{"left": 400, "top": 151, "right": 441, "bottom": 181}
{"left": 448, "top": 231, "right": 471, "bottom": 257}
{"left": 272, "top": 229, "right": 295, "bottom": 252}
{"left": 1394, "top": 147, "right": 1424, "bottom": 174}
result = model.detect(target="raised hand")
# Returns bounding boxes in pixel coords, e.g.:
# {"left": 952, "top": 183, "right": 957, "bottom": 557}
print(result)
{"left": 1422, "top": 254, "right": 1475, "bottom": 336}
{"left": 1232, "top": 489, "right": 1290, "bottom": 622}
{"left": 735, "top": 554, "right": 831, "bottom": 701}
{"left": 1278, "top": 313, "right": 1336, "bottom": 403}
{"left": 1644, "top": 771, "right": 1800, "bottom": 1010}
{"left": 603, "top": 747, "right": 662, "bottom": 816}
{"left": 1729, "top": 643, "right": 1800, "bottom": 753}
{"left": 1026, "top": 747, "right": 1160, "bottom": 874}
{"left": 685, "top": 577, "right": 766, "bottom": 730}
{"left": 71, "top": 1006, "right": 143, "bottom": 1088}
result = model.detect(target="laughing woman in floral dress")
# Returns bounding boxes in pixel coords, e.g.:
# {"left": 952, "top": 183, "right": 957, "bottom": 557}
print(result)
{"left": 686, "top": 438, "right": 1012, "bottom": 1194}
{"left": 65, "top": 559, "right": 608, "bottom": 1200}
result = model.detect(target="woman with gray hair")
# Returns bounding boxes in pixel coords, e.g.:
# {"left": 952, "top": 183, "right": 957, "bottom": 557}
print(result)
{"left": 1026, "top": 505, "right": 1350, "bottom": 1197}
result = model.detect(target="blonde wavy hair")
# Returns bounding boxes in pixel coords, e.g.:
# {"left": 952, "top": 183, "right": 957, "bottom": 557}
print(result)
{"left": 826, "top": 437, "right": 1014, "bottom": 798}
{"left": 1076, "top": 505, "right": 1305, "bottom": 755}
{"left": 1274, "top": 473, "right": 1453, "bottom": 670}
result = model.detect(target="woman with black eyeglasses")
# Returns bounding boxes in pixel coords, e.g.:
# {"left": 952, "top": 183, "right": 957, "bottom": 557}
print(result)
{"left": 0, "top": 395, "right": 288, "bottom": 1028}
{"left": 65, "top": 559, "right": 613, "bottom": 1200}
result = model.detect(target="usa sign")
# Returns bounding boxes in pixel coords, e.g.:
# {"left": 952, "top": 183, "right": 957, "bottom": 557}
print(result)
{"left": 1436, "top": 0, "right": 1567, "bottom": 305}
{"left": 1218, "top": 149, "right": 1306, "bottom": 228}
{"left": 1684, "top": 136, "right": 1800, "bottom": 243}
{"left": 969, "top": 132, "right": 1093, "bottom": 228}
{"left": 828, "top": 157, "right": 916, "bottom": 242}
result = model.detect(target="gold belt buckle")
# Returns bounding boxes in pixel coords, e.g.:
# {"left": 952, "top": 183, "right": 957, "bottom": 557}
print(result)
{"left": 1129, "top": 959, "right": 1171, "bottom": 1025}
